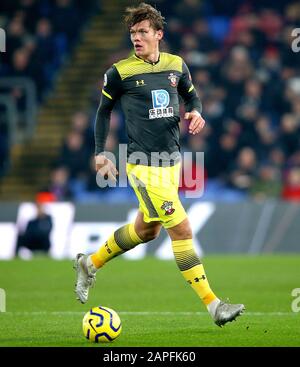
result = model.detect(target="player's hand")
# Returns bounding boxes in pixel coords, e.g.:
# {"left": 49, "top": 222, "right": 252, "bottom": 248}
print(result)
{"left": 95, "top": 154, "right": 118, "bottom": 182}
{"left": 185, "top": 111, "right": 205, "bottom": 135}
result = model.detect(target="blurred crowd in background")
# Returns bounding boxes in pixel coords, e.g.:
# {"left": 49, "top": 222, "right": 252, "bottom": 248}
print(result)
{"left": 0, "top": 0, "right": 96, "bottom": 99}
{"left": 0, "top": 0, "right": 97, "bottom": 177}
{"left": 2, "top": 0, "right": 300, "bottom": 203}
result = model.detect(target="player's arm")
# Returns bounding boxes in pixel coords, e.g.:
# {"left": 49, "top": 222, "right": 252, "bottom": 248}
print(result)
{"left": 178, "top": 61, "right": 205, "bottom": 135}
{"left": 94, "top": 66, "right": 122, "bottom": 181}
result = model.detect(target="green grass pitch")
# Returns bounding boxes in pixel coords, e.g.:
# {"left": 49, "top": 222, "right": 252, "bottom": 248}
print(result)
{"left": 0, "top": 255, "right": 299, "bottom": 347}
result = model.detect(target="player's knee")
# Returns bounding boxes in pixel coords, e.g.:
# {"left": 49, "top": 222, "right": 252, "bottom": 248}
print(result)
{"left": 139, "top": 226, "right": 161, "bottom": 242}
{"left": 178, "top": 228, "right": 193, "bottom": 239}
{"left": 167, "top": 219, "right": 193, "bottom": 240}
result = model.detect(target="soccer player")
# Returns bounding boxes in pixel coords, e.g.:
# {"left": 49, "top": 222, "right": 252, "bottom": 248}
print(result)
{"left": 74, "top": 3, "right": 245, "bottom": 327}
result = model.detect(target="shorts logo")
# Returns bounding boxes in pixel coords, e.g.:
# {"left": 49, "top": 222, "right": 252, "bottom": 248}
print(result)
{"left": 149, "top": 89, "right": 173, "bottom": 119}
{"left": 168, "top": 73, "right": 178, "bottom": 87}
{"left": 161, "top": 201, "right": 175, "bottom": 215}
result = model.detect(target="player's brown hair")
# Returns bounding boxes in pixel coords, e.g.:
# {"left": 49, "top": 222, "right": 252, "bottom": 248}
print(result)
{"left": 124, "top": 3, "right": 166, "bottom": 31}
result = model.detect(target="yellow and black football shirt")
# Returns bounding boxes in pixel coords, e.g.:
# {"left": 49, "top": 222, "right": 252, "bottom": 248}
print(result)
{"left": 95, "top": 52, "right": 202, "bottom": 166}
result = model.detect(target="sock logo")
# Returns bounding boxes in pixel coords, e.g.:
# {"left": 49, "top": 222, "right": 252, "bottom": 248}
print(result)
{"left": 104, "top": 242, "right": 112, "bottom": 254}
{"left": 194, "top": 275, "right": 206, "bottom": 282}
{"left": 187, "top": 275, "right": 206, "bottom": 284}
{"left": 161, "top": 201, "right": 175, "bottom": 215}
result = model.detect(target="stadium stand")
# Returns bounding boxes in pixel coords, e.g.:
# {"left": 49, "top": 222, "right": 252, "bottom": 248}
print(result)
{"left": 1, "top": 0, "right": 300, "bottom": 203}
{"left": 0, "top": 0, "right": 128, "bottom": 200}
{"left": 0, "top": 0, "right": 99, "bottom": 181}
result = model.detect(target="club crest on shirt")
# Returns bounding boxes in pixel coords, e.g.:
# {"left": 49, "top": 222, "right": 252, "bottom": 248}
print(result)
{"left": 168, "top": 73, "right": 178, "bottom": 87}
{"left": 161, "top": 201, "right": 175, "bottom": 215}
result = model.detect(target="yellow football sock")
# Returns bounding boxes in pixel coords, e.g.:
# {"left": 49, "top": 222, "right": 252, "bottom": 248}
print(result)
{"left": 172, "top": 239, "right": 217, "bottom": 305}
{"left": 91, "top": 223, "right": 142, "bottom": 269}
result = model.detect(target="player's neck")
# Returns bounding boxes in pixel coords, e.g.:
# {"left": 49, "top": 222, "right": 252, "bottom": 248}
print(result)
{"left": 137, "top": 50, "right": 160, "bottom": 65}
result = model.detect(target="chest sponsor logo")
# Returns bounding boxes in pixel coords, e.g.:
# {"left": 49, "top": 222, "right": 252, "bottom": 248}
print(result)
{"left": 149, "top": 89, "right": 173, "bottom": 119}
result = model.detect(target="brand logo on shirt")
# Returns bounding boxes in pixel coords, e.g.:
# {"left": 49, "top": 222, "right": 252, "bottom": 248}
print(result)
{"left": 149, "top": 89, "right": 173, "bottom": 119}
{"left": 168, "top": 73, "right": 178, "bottom": 87}
{"left": 136, "top": 79, "right": 146, "bottom": 87}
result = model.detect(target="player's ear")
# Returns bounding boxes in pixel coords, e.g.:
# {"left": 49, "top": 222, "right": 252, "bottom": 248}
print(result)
{"left": 156, "top": 30, "right": 163, "bottom": 40}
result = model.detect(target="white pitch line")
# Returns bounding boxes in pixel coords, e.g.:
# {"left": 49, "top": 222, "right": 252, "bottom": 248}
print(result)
{"left": 1, "top": 311, "right": 297, "bottom": 316}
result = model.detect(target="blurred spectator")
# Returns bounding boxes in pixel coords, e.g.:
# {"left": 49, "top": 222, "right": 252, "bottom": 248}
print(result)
{"left": 268, "top": 146, "right": 286, "bottom": 170}
{"left": 226, "top": 147, "right": 257, "bottom": 192}
{"left": 57, "top": 131, "right": 90, "bottom": 179}
{"left": 46, "top": 166, "right": 73, "bottom": 201}
{"left": 15, "top": 202, "right": 53, "bottom": 259}
{"left": 9, "top": 47, "right": 45, "bottom": 97}
{"left": 33, "top": 18, "right": 58, "bottom": 86}
{"left": 282, "top": 167, "right": 300, "bottom": 202}
{"left": 251, "top": 163, "right": 282, "bottom": 200}
{"left": 279, "top": 114, "right": 300, "bottom": 157}
{"left": 70, "top": 111, "right": 94, "bottom": 155}
{"left": 207, "top": 132, "right": 238, "bottom": 178}
{"left": 254, "top": 115, "right": 276, "bottom": 158}
{"left": 221, "top": 47, "right": 254, "bottom": 115}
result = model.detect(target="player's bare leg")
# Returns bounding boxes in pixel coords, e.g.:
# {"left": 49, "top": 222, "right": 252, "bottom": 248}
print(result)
{"left": 167, "top": 217, "right": 245, "bottom": 327}
{"left": 134, "top": 210, "right": 162, "bottom": 243}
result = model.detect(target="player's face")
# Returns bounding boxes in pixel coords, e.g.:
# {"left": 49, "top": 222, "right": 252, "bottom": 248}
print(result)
{"left": 130, "top": 20, "right": 163, "bottom": 59}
